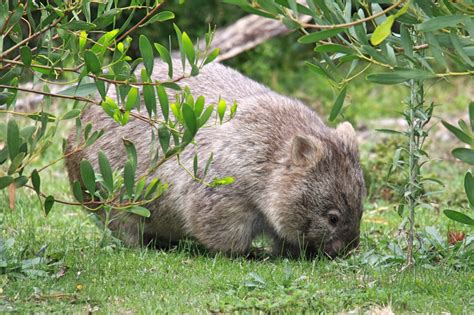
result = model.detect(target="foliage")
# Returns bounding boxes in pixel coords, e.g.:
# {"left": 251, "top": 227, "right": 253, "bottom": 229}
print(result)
{"left": 442, "top": 102, "right": 474, "bottom": 226}
{"left": 226, "top": 0, "right": 473, "bottom": 265}
{"left": 0, "top": 0, "right": 233, "bottom": 233}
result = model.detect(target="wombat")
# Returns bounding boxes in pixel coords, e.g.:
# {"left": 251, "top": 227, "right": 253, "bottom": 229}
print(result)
{"left": 65, "top": 60, "right": 365, "bottom": 258}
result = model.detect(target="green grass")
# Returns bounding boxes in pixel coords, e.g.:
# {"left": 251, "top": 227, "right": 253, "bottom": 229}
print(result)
{"left": 1, "top": 140, "right": 473, "bottom": 313}
{"left": 1, "top": 193, "right": 473, "bottom": 313}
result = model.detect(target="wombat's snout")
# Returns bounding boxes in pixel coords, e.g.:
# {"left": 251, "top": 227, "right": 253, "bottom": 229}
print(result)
{"left": 324, "top": 236, "right": 360, "bottom": 258}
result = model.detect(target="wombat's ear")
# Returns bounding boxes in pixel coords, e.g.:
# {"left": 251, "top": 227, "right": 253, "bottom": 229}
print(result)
{"left": 336, "top": 122, "right": 357, "bottom": 147}
{"left": 290, "top": 135, "right": 324, "bottom": 166}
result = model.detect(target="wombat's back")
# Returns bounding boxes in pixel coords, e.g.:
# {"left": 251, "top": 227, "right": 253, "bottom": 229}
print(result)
{"left": 65, "top": 60, "right": 339, "bottom": 250}
{"left": 148, "top": 61, "right": 272, "bottom": 105}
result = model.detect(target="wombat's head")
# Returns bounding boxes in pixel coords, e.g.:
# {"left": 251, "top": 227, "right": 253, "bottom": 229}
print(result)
{"left": 269, "top": 122, "right": 365, "bottom": 258}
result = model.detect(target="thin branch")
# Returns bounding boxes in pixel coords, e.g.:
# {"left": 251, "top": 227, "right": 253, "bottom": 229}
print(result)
{"left": 301, "top": 0, "right": 405, "bottom": 29}
{"left": 116, "top": 1, "right": 165, "bottom": 42}
{"left": 0, "top": 59, "right": 187, "bottom": 87}
{"left": 0, "top": 84, "right": 100, "bottom": 105}
{"left": 0, "top": 15, "right": 63, "bottom": 59}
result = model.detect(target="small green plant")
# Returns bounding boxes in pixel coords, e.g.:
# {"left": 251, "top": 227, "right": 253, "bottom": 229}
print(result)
{"left": 442, "top": 102, "right": 474, "bottom": 226}
{"left": 0, "top": 238, "right": 54, "bottom": 278}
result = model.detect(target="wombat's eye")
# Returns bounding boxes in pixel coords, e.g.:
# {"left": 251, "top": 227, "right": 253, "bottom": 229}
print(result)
{"left": 329, "top": 214, "right": 339, "bottom": 225}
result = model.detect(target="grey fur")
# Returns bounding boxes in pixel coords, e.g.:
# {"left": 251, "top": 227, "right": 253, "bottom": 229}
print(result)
{"left": 65, "top": 60, "right": 365, "bottom": 258}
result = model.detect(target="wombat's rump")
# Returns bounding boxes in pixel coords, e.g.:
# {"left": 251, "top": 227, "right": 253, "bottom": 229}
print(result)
{"left": 65, "top": 61, "right": 365, "bottom": 258}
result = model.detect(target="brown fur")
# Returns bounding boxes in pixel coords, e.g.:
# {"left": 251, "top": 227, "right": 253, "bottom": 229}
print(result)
{"left": 65, "top": 60, "right": 365, "bottom": 258}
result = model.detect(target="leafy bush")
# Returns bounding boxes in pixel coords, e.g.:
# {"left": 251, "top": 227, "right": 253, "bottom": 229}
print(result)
{"left": 227, "top": 0, "right": 473, "bottom": 265}
{"left": 0, "top": 0, "right": 233, "bottom": 239}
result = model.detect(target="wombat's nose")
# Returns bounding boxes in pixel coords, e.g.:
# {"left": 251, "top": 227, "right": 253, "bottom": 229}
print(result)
{"left": 324, "top": 240, "right": 343, "bottom": 258}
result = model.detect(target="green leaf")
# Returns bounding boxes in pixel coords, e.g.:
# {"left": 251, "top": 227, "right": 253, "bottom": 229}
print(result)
{"left": 182, "top": 129, "right": 194, "bottom": 146}
{"left": 95, "top": 79, "right": 106, "bottom": 101}
{"left": 31, "top": 169, "right": 40, "bottom": 194}
{"left": 5, "top": 4, "right": 24, "bottom": 32}
{"left": 80, "top": 160, "right": 96, "bottom": 197}
{"left": 329, "top": 86, "right": 347, "bottom": 121}
{"left": 459, "top": 119, "right": 470, "bottom": 135}
{"left": 193, "top": 154, "right": 198, "bottom": 177}
{"left": 417, "top": 15, "right": 466, "bottom": 32}
{"left": 62, "top": 109, "right": 81, "bottom": 120}
{"left": 222, "top": 0, "right": 249, "bottom": 5}
{"left": 182, "top": 32, "right": 195, "bottom": 65}
{"left": 217, "top": 99, "right": 226, "bottom": 124}
{"left": 298, "top": 28, "right": 344, "bottom": 44}
{"left": 230, "top": 101, "right": 238, "bottom": 119}
{"left": 101, "top": 97, "right": 119, "bottom": 119}
{"left": 20, "top": 46, "right": 32, "bottom": 67}
{"left": 173, "top": 23, "right": 186, "bottom": 70}
{"left": 211, "top": 176, "right": 235, "bottom": 187}
{"left": 157, "top": 85, "right": 169, "bottom": 121}
{"left": 139, "top": 35, "right": 154, "bottom": 75}
{"left": 8, "top": 152, "right": 25, "bottom": 175}
{"left": 204, "top": 48, "right": 220, "bottom": 65}
{"left": 470, "top": 102, "right": 474, "bottom": 132}
{"left": 123, "top": 161, "right": 135, "bottom": 197}
{"left": 171, "top": 103, "right": 181, "bottom": 122}
{"left": 58, "top": 82, "right": 97, "bottom": 97}
{"left": 61, "top": 20, "right": 96, "bottom": 31}
{"left": 44, "top": 196, "right": 55, "bottom": 216}
{"left": 129, "top": 206, "right": 151, "bottom": 218}
{"left": 376, "top": 129, "right": 403, "bottom": 135}
{"left": 182, "top": 103, "right": 197, "bottom": 135}
{"left": 371, "top": 15, "right": 395, "bottom": 46}
{"left": 123, "top": 139, "right": 137, "bottom": 170}
{"left": 14, "top": 176, "right": 28, "bottom": 188}
{"left": 79, "top": 31, "right": 87, "bottom": 51}
{"left": 134, "top": 178, "right": 146, "bottom": 200}
{"left": 141, "top": 11, "right": 175, "bottom": 26}
{"left": 199, "top": 105, "right": 214, "bottom": 127}
{"left": 464, "top": 172, "right": 474, "bottom": 208}
{"left": 144, "top": 178, "right": 160, "bottom": 199}
{"left": 83, "top": 50, "right": 102, "bottom": 74}
{"left": 314, "top": 44, "right": 353, "bottom": 54}
{"left": 161, "top": 82, "right": 181, "bottom": 90}
{"left": 143, "top": 85, "right": 156, "bottom": 117}
{"left": 442, "top": 120, "right": 472, "bottom": 145}
{"left": 452, "top": 148, "right": 474, "bottom": 165}
{"left": 7, "top": 119, "right": 20, "bottom": 161}
{"left": 305, "top": 61, "right": 336, "bottom": 82}
{"left": 203, "top": 152, "right": 213, "bottom": 179}
{"left": 195, "top": 96, "right": 205, "bottom": 117}
{"left": 400, "top": 25, "right": 413, "bottom": 57}
{"left": 0, "top": 147, "right": 8, "bottom": 165}
{"left": 366, "top": 69, "right": 436, "bottom": 84}
{"left": 72, "top": 181, "right": 84, "bottom": 203}
{"left": 98, "top": 151, "right": 113, "bottom": 193}
{"left": 0, "top": 176, "right": 14, "bottom": 190}
{"left": 450, "top": 32, "right": 474, "bottom": 67}
{"left": 158, "top": 125, "right": 170, "bottom": 154}
{"left": 154, "top": 43, "right": 173, "bottom": 78}
{"left": 393, "top": 0, "right": 411, "bottom": 18}
{"left": 125, "top": 87, "right": 139, "bottom": 111}
{"left": 444, "top": 210, "right": 474, "bottom": 226}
